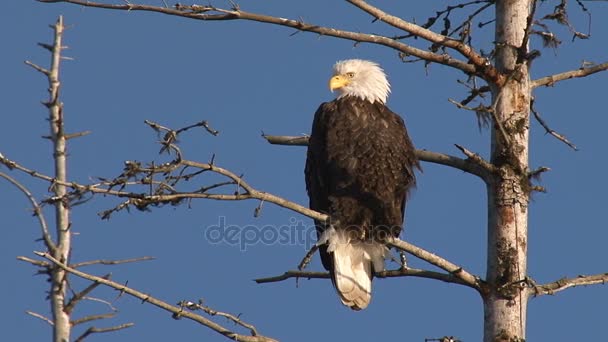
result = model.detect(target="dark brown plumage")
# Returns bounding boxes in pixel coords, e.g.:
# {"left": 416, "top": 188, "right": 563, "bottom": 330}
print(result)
{"left": 305, "top": 60, "right": 419, "bottom": 310}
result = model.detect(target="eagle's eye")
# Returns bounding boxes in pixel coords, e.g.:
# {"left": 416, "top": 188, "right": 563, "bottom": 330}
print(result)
{"left": 346, "top": 72, "right": 356, "bottom": 78}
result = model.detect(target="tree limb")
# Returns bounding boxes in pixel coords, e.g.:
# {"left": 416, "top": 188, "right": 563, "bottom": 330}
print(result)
{"left": 36, "top": 251, "right": 278, "bottom": 342}
{"left": 531, "top": 273, "right": 608, "bottom": 297}
{"left": 347, "top": 0, "right": 504, "bottom": 85}
{"left": 71, "top": 313, "right": 116, "bottom": 326}
{"left": 26, "top": 310, "right": 54, "bottom": 326}
{"left": 71, "top": 256, "right": 155, "bottom": 268}
{"left": 65, "top": 273, "right": 112, "bottom": 314}
{"left": 180, "top": 160, "right": 328, "bottom": 222}
{"left": 38, "top": 0, "right": 478, "bottom": 75}
{"left": 530, "top": 99, "right": 577, "bottom": 150}
{"left": 531, "top": 61, "right": 608, "bottom": 88}
{"left": 255, "top": 267, "right": 478, "bottom": 289}
{"left": 0, "top": 153, "right": 328, "bottom": 222}
{"left": 255, "top": 270, "right": 330, "bottom": 283}
{"left": 177, "top": 299, "right": 260, "bottom": 337}
{"left": 0, "top": 172, "right": 56, "bottom": 254}
{"left": 388, "top": 237, "right": 484, "bottom": 293}
{"left": 74, "top": 323, "right": 134, "bottom": 342}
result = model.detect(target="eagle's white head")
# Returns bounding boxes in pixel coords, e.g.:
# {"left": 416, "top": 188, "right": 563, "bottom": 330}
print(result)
{"left": 329, "top": 59, "right": 391, "bottom": 104}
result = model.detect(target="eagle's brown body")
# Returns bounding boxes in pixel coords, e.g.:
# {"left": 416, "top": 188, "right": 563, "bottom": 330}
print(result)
{"left": 305, "top": 95, "right": 419, "bottom": 310}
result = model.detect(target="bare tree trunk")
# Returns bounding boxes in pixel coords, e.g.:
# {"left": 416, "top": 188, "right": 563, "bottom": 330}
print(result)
{"left": 47, "top": 16, "right": 72, "bottom": 342}
{"left": 484, "top": 1, "right": 533, "bottom": 341}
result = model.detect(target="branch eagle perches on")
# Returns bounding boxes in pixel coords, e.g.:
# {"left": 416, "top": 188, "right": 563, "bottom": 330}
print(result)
{"left": 263, "top": 134, "right": 496, "bottom": 182}
{"left": 8, "top": 116, "right": 605, "bottom": 302}
{"left": 1, "top": 120, "right": 484, "bottom": 292}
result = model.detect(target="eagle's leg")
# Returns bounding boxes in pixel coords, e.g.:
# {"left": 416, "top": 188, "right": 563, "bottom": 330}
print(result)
{"left": 298, "top": 243, "right": 320, "bottom": 271}
{"left": 399, "top": 250, "right": 408, "bottom": 269}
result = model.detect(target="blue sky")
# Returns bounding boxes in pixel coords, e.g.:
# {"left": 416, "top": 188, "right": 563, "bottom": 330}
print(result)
{"left": 2, "top": 1, "right": 607, "bottom": 341}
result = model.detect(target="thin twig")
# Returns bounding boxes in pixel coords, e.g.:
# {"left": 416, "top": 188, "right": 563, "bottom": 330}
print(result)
{"left": 178, "top": 299, "right": 259, "bottom": 336}
{"left": 17, "top": 256, "right": 51, "bottom": 268}
{"left": 71, "top": 256, "right": 155, "bottom": 268}
{"left": 81, "top": 296, "right": 118, "bottom": 312}
{"left": 24, "top": 60, "right": 50, "bottom": 75}
{"left": 74, "top": 323, "right": 135, "bottom": 342}
{"left": 71, "top": 312, "right": 116, "bottom": 326}
{"left": 255, "top": 270, "right": 330, "bottom": 283}
{"left": 65, "top": 273, "right": 112, "bottom": 314}
{"left": 531, "top": 273, "right": 608, "bottom": 297}
{"left": 454, "top": 144, "right": 496, "bottom": 174}
{"left": 448, "top": 97, "right": 492, "bottom": 113}
{"left": 26, "top": 310, "right": 54, "bottom": 326}
{"left": 531, "top": 61, "right": 608, "bottom": 88}
{"left": 0, "top": 173, "right": 56, "bottom": 254}
{"left": 387, "top": 237, "right": 484, "bottom": 293}
{"left": 530, "top": 99, "right": 578, "bottom": 150}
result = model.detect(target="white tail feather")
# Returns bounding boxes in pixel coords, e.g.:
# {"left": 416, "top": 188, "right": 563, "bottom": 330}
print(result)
{"left": 322, "top": 227, "right": 388, "bottom": 310}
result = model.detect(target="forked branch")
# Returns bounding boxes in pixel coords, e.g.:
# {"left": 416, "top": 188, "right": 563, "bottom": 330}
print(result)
{"left": 0, "top": 153, "right": 327, "bottom": 222}
{"left": 388, "top": 237, "right": 484, "bottom": 293}
{"left": 36, "top": 251, "right": 278, "bottom": 342}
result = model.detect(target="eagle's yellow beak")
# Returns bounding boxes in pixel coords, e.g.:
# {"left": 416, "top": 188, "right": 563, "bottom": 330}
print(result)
{"left": 329, "top": 75, "right": 350, "bottom": 92}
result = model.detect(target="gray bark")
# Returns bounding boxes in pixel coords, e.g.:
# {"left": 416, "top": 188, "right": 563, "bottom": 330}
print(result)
{"left": 484, "top": 1, "right": 533, "bottom": 341}
{"left": 47, "top": 16, "right": 72, "bottom": 342}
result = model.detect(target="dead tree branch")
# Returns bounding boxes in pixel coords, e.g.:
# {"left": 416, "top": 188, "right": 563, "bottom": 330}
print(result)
{"left": 0, "top": 172, "right": 56, "bottom": 253}
{"left": 73, "top": 323, "right": 135, "bottom": 342}
{"left": 26, "top": 310, "right": 54, "bottom": 326}
{"left": 28, "top": 16, "right": 74, "bottom": 342}
{"left": 531, "top": 273, "right": 608, "bottom": 297}
{"left": 177, "top": 299, "right": 259, "bottom": 337}
{"left": 255, "top": 270, "right": 330, "bottom": 283}
{"left": 71, "top": 313, "right": 116, "bottom": 326}
{"left": 255, "top": 267, "right": 477, "bottom": 289}
{"left": 530, "top": 99, "right": 578, "bottom": 150}
{"left": 36, "top": 251, "right": 278, "bottom": 342}
{"left": 71, "top": 256, "right": 155, "bottom": 268}
{"left": 65, "top": 274, "right": 112, "bottom": 314}
{"left": 388, "top": 237, "right": 484, "bottom": 293}
{"left": 39, "top": 0, "right": 479, "bottom": 76}
{"left": 531, "top": 61, "right": 608, "bottom": 88}
{"left": 0, "top": 152, "right": 328, "bottom": 222}
{"left": 347, "top": 0, "right": 504, "bottom": 85}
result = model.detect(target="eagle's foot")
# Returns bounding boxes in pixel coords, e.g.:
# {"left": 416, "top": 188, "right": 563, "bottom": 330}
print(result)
{"left": 399, "top": 251, "right": 408, "bottom": 269}
{"left": 298, "top": 243, "right": 320, "bottom": 271}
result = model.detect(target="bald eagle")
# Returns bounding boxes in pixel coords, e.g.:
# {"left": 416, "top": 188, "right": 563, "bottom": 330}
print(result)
{"left": 305, "top": 59, "right": 419, "bottom": 310}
